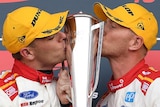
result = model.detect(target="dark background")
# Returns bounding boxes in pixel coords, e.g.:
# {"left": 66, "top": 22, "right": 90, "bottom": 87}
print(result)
{"left": 0, "top": 0, "right": 159, "bottom": 106}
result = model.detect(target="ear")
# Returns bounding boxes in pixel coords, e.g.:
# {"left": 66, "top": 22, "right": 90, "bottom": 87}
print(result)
{"left": 19, "top": 47, "right": 34, "bottom": 60}
{"left": 129, "top": 36, "right": 144, "bottom": 51}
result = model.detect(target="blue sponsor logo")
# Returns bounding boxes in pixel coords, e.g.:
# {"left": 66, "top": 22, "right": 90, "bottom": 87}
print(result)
{"left": 125, "top": 92, "right": 136, "bottom": 102}
{"left": 19, "top": 90, "right": 38, "bottom": 99}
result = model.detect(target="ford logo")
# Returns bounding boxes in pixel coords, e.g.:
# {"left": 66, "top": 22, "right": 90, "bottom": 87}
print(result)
{"left": 19, "top": 90, "right": 38, "bottom": 99}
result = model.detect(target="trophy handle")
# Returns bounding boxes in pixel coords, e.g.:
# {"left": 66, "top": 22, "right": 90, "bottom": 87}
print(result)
{"left": 88, "top": 21, "right": 104, "bottom": 98}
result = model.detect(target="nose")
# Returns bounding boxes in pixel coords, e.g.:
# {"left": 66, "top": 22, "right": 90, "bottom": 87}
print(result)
{"left": 103, "top": 20, "right": 110, "bottom": 35}
{"left": 57, "top": 31, "right": 67, "bottom": 42}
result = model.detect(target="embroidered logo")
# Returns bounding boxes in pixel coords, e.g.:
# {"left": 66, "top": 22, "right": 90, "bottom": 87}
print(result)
{"left": 5, "top": 86, "right": 18, "bottom": 98}
{"left": 122, "top": 5, "right": 134, "bottom": 16}
{"left": 42, "top": 16, "right": 64, "bottom": 34}
{"left": 142, "top": 71, "right": 151, "bottom": 75}
{"left": 31, "top": 9, "right": 42, "bottom": 27}
{"left": 141, "top": 82, "right": 149, "bottom": 93}
{"left": 109, "top": 79, "right": 124, "bottom": 91}
{"left": 137, "top": 22, "right": 145, "bottom": 30}
{"left": 18, "top": 35, "right": 26, "bottom": 43}
{"left": 103, "top": 5, "right": 123, "bottom": 23}
{"left": 19, "top": 90, "right": 38, "bottom": 99}
{"left": 125, "top": 92, "right": 136, "bottom": 102}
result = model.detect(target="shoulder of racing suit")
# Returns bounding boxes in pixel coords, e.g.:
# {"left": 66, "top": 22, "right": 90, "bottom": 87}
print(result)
{"left": 0, "top": 70, "right": 18, "bottom": 101}
{"left": 137, "top": 66, "right": 160, "bottom": 95}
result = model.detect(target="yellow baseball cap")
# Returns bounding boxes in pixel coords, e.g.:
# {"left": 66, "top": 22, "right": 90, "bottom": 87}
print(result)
{"left": 2, "top": 6, "right": 69, "bottom": 53}
{"left": 93, "top": 2, "right": 158, "bottom": 50}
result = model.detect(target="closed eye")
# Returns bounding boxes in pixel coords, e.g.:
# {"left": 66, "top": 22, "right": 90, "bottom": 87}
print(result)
{"left": 47, "top": 35, "right": 55, "bottom": 40}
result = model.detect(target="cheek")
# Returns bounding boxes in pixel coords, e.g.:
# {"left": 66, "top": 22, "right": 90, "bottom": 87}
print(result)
{"left": 42, "top": 41, "right": 57, "bottom": 51}
{"left": 102, "top": 34, "right": 122, "bottom": 52}
{"left": 34, "top": 42, "right": 56, "bottom": 55}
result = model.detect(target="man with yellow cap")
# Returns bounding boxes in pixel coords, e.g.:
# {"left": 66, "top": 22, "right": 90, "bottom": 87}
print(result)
{"left": 0, "top": 6, "right": 70, "bottom": 107}
{"left": 93, "top": 2, "right": 160, "bottom": 107}
{"left": 56, "top": 2, "right": 160, "bottom": 107}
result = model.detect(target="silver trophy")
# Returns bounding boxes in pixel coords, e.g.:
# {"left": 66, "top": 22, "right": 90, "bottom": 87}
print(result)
{"left": 64, "top": 12, "right": 104, "bottom": 107}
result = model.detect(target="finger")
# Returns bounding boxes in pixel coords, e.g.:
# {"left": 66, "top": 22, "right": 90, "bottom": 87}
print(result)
{"left": 58, "top": 69, "right": 70, "bottom": 79}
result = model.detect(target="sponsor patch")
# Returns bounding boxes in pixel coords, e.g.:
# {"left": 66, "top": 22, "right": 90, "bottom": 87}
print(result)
{"left": 19, "top": 90, "right": 38, "bottom": 99}
{"left": 125, "top": 92, "right": 136, "bottom": 102}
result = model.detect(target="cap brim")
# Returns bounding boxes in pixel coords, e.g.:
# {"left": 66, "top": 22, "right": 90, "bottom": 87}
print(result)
{"left": 36, "top": 10, "right": 69, "bottom": 38}
{"left": 94, "top": 2, "right": 129, "bottom": 27}
{"left": 93, "top": 2, "right": 108, "bottom": 21}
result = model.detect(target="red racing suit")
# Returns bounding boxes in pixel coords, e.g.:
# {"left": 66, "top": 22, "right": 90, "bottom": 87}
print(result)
{"left": 0, "top": 59, "right": 61, "bottom": 107}
{"left": 96, "top": 59, "right": 160, "bottom": 107}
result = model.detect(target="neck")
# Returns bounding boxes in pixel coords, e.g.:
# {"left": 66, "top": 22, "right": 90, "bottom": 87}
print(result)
{"left": 20, "top": 59, "right": 56, "bottom": 71}
{"left": 108, "top": 55, "right": 144, "bottom": 80}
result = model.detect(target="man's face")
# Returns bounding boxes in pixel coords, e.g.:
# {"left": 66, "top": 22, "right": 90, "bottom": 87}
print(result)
{"left": 102, "top": 18, "right": 134, "bottom": 58}
{"left": 30, "top": 31, "right": 67, "bottom": 69}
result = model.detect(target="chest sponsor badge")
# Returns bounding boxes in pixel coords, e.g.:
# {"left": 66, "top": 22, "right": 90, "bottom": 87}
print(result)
{"left": 125, "top": 92, "right": 136, "bottom": 102}
{"left": 19, "top": 90, "right": 38, "bottom": 99}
